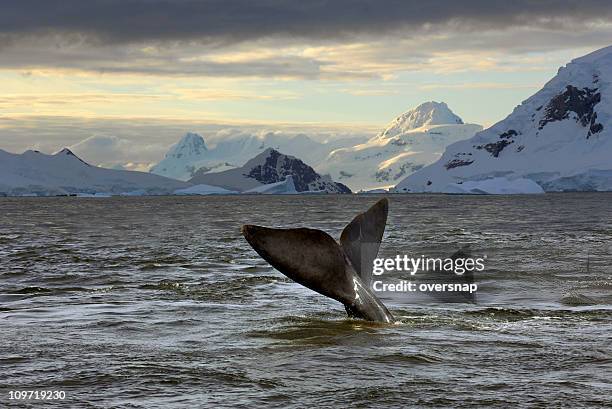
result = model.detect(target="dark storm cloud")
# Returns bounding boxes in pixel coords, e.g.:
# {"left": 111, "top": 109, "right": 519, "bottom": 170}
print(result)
{"left": 1, "top": 0, "right": 611, "bottom": 45}
{"left": 1, "top": 0, "right": 611, "bottom": 78}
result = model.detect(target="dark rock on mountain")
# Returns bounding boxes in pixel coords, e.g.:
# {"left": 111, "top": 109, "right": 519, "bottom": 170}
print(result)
{"left": 189, "top": 148, "right": 351, "bottom": 193}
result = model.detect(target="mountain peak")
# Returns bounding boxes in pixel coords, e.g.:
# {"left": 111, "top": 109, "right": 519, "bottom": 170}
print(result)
{"left": 258, "top": 147, "right": 278, "bottom": 156}
{"left": 378, "top": 101, "right": 464, "bottom": 139}
{"left": 190, "top": 148, "right": 351, "bottom": 193}
{"left": 182, "top": 131, "right": 204, "bottom": 142}
{"left": 244, "top": 148, "right": 285, "bottom": 168}
{"left": 167, "top": 132, "right": 207, "bottom": 158}
{"left": 56, "top": 147, "right": 76, "bottom": 156}
{"left": 54, "top": 148, "right": 90, "bottom": 165}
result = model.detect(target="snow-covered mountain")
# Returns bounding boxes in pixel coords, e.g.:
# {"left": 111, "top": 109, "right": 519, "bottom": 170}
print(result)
{"left": 189, "top": 148, "right": 351, "bottom": 193}
{"left": 377, "top": 101, "right": 464, "bottom": 138}
{"left": 316, "top": 102, "right": 482, "bottom": 191}
{"left": 396, "top": 46, "right": 612, "bottom": 193}
{"left": 149, "top": 132, "right": 223, "bottom": 180}
{"left": 150, "top": 131, "right": 363, "bottom": 181}
{"left": 0, "top": 148, "right": 188, "bottom": 196}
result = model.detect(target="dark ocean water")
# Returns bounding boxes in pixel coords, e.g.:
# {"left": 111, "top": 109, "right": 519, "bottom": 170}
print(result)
{"left": 0, "top": 194, "right": 611, "bottom": 408}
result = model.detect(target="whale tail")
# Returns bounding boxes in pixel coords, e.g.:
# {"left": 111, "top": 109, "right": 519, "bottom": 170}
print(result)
{"left": 241, "top": 198, "right": 394, "bottom": 322}
{"left": 340, "top": 197, "right": 388, "bottom": 286}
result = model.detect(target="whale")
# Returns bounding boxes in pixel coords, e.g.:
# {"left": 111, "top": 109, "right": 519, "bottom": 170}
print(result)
{"left": 241, "top": 198, "right": 395, "bottom": 323}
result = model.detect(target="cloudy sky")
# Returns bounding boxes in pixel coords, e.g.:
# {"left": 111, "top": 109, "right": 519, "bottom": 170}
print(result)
{"left": 1, "top": 0, "right": 611, "bottom": 167}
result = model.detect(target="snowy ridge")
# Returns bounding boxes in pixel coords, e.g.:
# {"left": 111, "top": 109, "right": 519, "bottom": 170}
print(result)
{"left": 317, "top": 102, "right": 481, "bottom": 191}
{"left": 395, "top": 45, "right": 612, "bottom": 193}
{"left": 0, "top": 148, "right": 188, "bottom": 196}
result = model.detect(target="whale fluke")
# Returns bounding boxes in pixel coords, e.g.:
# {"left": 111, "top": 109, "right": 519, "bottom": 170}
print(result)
{"left": 241, "top": 226, "right": 356, "bottom": 303}
{"left": 242, "top": 198, "right": 394, "bottom": 323}
{"left": 340, "top": 198, "right": 388, "bottom": 285}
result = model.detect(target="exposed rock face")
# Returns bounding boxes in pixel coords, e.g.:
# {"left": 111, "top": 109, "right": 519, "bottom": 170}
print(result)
{"left": 246, "top": 149, "right": 319, "bottom": 191}
{"left": 538, "top": 85, "right": 603, "bottom": 137}
{"left": 189, "top": 148, "right": 351, "bottom": 193}
{"left": 445, "top": 159, "right": 474, "bottom": 170}
{"left": 375, "top": 163, "right": 423, "bottom": 182}
{"left": 476, "top": 140, "right": 514, "bottom": 158}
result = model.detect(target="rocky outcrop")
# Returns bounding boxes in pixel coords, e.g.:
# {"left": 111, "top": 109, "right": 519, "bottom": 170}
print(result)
{"left": 189, "top": 148, "right": 351, "bottom": 193}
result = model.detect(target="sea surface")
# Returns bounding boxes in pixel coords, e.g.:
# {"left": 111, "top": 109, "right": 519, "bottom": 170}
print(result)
{"left": 1, "top": 194, "right": 611, "bottom": 408}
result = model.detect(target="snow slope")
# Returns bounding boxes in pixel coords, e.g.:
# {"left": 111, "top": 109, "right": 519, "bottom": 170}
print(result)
{"left": 189, "top": 148, "right": 351, "bottom": 193}
{"left": 150, "top": 131, "right": 362, "bottom": 181}
{"left": 0, "top": 148, "right": 188, "bottom": 196}
{"left": 396, "top": 46, "right": 612, "bottom": 193}
{"left": 317, "top": 102, "right": 482, "bottom": 191}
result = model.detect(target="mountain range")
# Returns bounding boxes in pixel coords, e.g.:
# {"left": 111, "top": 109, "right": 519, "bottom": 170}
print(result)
{"left": 0, "top": 147, "right": 349, "bottom": 196}
{"left": 150, "top": 102, "right": 482, "bottom": 191}
{"left": 149, "top": 131, "right": 364, "bottom": 181}
{"left": 396, "top": 46, "right": 612, "bottom": 193}
{"left": 3, "top": 45, "right": 612, "bottom": 196}
{"left": 0, "top": 148, "right": 187, "bottom": 196}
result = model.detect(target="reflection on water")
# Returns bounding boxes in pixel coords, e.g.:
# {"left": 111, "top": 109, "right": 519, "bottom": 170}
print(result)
{"left": 0, "top": 194, "right": 611, "bottom": 408}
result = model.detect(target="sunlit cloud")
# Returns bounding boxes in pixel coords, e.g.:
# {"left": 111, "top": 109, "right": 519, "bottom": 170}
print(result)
{"left": 418, "top": 82, "right": 540, "bottom": 90}
{"left": 68, "top": 134, "right": 164, "bottom": 170}
{"left": 1, "top": 0, "right": 612, "bottom": 156}
{"left": 0, "top": 23, "right": 610, "bottom": 80}
{"left": 0, "top": 93, "right": 164, "bottom": 107}
{"left": 172, "top": 88, "right": 300, "bottom": 100}
{"left": 342, "top": 89, "right": 401, "bottom": 96}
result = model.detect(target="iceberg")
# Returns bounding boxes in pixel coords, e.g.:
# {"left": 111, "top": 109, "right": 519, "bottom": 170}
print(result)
{"left": 442, "top": 178, "right": 544, "bottom": 195}
{"left": 174, "top": 184, "right": 238, "bottom": 195}
{"left": 244, "top": 175, "right": 298, "bottom": 194}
